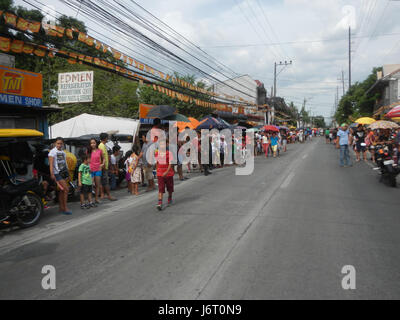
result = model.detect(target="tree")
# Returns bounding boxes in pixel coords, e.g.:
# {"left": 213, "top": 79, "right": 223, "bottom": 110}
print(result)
{"left": 313, "top": 116, "right": 326, "bottom": 128}
{"left": 335, "top": 67, "right": 381, "bottom": 124}
{"left": 1, "top": 0, "right": 139, "bottom": 124}
{"left": 138, "top": 73, "right": 214, "bottom": 119}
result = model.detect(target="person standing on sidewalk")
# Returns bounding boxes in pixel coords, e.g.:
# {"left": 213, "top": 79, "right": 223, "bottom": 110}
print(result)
{"left": 336, "top": 123, "right": 353, "bottom": 167}
{"left": 353, "top": 124, "right": 367, "bottom": 162}
{"left": 78, "top": 154, "right": 95, "bottom": 210}
{"left": 88, "top": 138, "right": 104, "bottom": 205}
{"left": 48, "top": 137, "right": 71, "bottom": 215}
{"left": 98, "top": 133, "right": 117, "bottom": 201}
{"left": 262, "top": 132, "right": 269, "bottom": 158}
{"left": 110, "top": 145, "right": 121, "bottom": 190}
{"left": 140, "top": 134, "right": 156, "bottom": 192}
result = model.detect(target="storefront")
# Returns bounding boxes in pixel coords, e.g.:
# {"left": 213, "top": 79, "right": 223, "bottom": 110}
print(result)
{"left": 0, "top": 65, "right": 60, "bottom": 138}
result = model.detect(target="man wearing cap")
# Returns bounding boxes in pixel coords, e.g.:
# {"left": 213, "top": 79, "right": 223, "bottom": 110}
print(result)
{"left": 336, "top": 123, "right": 353, "bottom": 167}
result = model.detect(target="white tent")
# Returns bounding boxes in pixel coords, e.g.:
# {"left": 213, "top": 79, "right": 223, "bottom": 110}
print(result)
{"left": 49, "top": 113, "right": 140, "bottom": 154}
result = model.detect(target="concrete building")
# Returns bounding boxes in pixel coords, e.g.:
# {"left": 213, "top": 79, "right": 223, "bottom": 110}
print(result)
{"left": 214, "top": 75, "right": 267, "bottom": 124}
{"left": 367, "top": 64, "right": 400, "bottom": 116}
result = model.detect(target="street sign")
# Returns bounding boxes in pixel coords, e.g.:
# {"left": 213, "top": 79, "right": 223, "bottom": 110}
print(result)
{"left": 58, "top": 71, "right": 93, "bottom": 104}
{"left": 0, "top": 65, "right": 42, "bottom": 107}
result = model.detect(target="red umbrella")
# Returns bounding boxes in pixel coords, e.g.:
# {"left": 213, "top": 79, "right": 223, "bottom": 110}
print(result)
{"left": 386, "top": 105, "right": 400, "bottom": 118}
{"left": 263, "top": 125, "right": 279, "bottom": 132}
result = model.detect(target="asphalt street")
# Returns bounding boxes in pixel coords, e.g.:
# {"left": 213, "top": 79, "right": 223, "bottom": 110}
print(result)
{"left": 0, "top": 137, "right": 399, "bottom": 299}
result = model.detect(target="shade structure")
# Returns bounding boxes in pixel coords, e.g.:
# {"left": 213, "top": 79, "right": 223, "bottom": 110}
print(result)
{"left": 246, "top": 128, "right": 260, "bottom": 132}
{"left": 163, "top": 113, "right": 190, "bottom": 122}
{"left": 386, "top": 105, "right": 400, "bottom": 118}
{"left": 188, "top": 117, "right": 200, "bottom": 128}
{"left": 231, "top": 125, "right": 247, "bottom": 130}
{"left": 196, "top": 116, "right": 228, "bottom": 130}
{"left": 355, "top": 117, "right": 376, "bottom": 125}
{"left": 173, "top": 121, "right": 194, "bottom": 132}
{"left": 368, "top": 120, "right": 399, "bottom": 130}
{"left": 263, "top": 125, "right": 279, "bottom": 132}
{"left": 349, "top": 123, "right": 358, "bottom": 129}
{"left": 146, "top": 105, "right": 176, "bottom": 118}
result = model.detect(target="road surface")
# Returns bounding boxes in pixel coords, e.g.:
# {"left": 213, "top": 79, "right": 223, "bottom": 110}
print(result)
{"left": 1, "top": 137, "right": 399, "bottom": 299}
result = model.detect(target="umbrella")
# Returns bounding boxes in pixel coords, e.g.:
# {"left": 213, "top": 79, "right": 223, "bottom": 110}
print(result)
{"left": 146, "top": 105, "right": 176, "bottom": 118}
{"left": 279, "top": 126, "right": 289, "bottom": 131}
{"left": 217, "top": 118, "right": 232, "bottom": 128}
{"left": 263, "top": 125, "right": 279, "bottom": 132}
{"left": 355, "top": 117, "right": 376, "bottom": 125}
{"left": 196, "top": 116, "right": 227, "bottom": 130}
{"left": 188, "top": 117, "right": 200, "bottom": 128}
{"left": 247, "top": 128, "right": 260, "bottom": 132}
{"left": 231, "top": 125, "right": 247, "bottom": 130}
{"left": 163, "top": 113, "right": 190, "bottom": 122}
{"left": 368, "top": 120, "right": 400, "bottom": 130}
{"left": 349, "top": 123, "right": 358, "bottom": 129}
{"left": 174, "top": 121, "right": 194, "bottom": 132}
{"left": 391, "top": 117, "right": 400, "bottom": 122}
{"left": 386, "top": 105, "right": 400, "bottom": 118}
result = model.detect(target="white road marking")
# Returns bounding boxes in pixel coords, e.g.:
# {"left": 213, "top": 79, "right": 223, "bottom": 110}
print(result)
{"left": 280, "top": 171, "right": 296, "bottom": 189}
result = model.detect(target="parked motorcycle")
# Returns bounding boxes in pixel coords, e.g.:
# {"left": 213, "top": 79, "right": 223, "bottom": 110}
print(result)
{"left": 372, "top": 144, "right": 399, "bottom": 187}
{"left": 0, "top": 129, "right": 45, "bottom": 228}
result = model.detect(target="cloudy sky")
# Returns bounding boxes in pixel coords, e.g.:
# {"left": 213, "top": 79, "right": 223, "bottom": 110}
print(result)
{"left": 16, "top": 0, "right": 400, "bottom": 121}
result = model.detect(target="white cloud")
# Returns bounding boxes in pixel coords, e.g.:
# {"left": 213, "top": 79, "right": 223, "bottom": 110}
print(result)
{"left": 14, "top": 0, "right": 400, "bottom": 119}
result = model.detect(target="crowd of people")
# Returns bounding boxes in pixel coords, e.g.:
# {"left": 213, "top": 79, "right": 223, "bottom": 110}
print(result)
{"left": 325, "top": 124, "right": 400, "bottom": 167}
{"left": 47, "top": 119, "right": 322, "bottom": 213}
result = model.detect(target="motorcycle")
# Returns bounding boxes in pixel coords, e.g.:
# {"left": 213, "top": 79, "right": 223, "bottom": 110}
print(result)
{"left": 0, "top": 129, "right": 44, "bottom": 228}
{"left": 372, "top": 144, "right": 399, "bottom": 187}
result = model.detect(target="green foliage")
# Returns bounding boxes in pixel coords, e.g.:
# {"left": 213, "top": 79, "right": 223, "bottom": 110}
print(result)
{"left": 313, "top": 116, "right": 326, "bottom": 128}
{"left": 335, "top": 67, "right": 382, "bottom": 124}
{"left": 1, "top": 0, "right": 219, "bottom": 123}
{"left": 138, "top": 73, "right": 214, "bottom": 119}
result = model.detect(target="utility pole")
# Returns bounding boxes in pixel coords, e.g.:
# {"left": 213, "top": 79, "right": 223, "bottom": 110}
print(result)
{"left": 341, "top": 70, "right": 345, "bottom": 95}
{"left": 273, "top": 60, "right": 292, "bottom": 97}
{"left": 348, "top": 26, "right": 351, "bottom": 90}
{"left": 337, "top": 70, "right": 346, "bottom": 96}
{"left": 337, "top": 86, "right": 339, "bottom": 108}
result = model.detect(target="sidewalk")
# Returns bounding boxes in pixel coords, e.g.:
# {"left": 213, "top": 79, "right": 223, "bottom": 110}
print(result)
{"left": 0, "top": 163, "right": 229, "bottom": 236}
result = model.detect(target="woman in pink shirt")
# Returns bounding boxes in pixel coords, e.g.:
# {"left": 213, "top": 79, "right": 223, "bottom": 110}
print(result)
{"left": 88, "top": 138, "right": 104, "bottom": 204}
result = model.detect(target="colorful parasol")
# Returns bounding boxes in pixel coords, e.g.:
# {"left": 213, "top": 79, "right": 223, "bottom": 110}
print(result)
{"left": 174, "top": 121, "right": 194, "bottom": 132}
{"left": 188, "top": 117, "right": 200, "bottom": 128}
{"left": 355, "top": 117, "right": 376, "bottom": 125}
{"left": 263, "top": 125, "right": 279, "bottom": 132}
{"left": 368, "top": 120, "right": 399, "bottom": 130}
{"left": 386, "top": 105, "right": 400, "bottom": 118}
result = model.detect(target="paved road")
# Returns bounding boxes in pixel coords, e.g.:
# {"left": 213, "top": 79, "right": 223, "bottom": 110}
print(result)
{"left": 1, "top": 137, "right": 399, "bottom": 299}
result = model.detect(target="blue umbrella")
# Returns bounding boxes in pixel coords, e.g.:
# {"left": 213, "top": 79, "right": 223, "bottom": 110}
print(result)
{"left": 197, "top": 116, "right": 229, "bottom": 130}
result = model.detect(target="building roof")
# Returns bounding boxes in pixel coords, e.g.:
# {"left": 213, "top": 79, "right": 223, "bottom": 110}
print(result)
{"left": 366, "top": 66, "right": 400, "bottom": 95}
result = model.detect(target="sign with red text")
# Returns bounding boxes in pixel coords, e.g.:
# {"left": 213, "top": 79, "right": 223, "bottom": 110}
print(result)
{"left": 58, "top": 71, "right": 93, "bottom": 104}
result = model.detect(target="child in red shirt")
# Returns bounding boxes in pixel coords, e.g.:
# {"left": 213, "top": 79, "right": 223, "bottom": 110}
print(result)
{"left": 155, "top": 139, "right": 175, "bottom": 210}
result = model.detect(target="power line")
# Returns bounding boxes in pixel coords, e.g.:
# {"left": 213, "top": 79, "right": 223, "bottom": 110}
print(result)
{"left": 58, "top": 0, "right": 260, "bottom": 100}
{"left": 200, "top": 31, "right": 400, "bottom": 48}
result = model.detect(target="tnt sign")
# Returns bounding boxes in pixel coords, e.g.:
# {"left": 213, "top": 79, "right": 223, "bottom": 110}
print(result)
{"left": 0, "top": 65, "right": 42, "bottom": 107}
{"left": 2, "top": 72, "right": 23, "bottom": 94}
